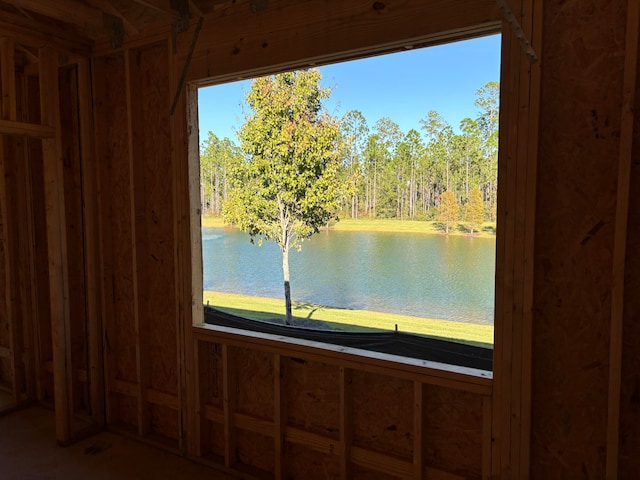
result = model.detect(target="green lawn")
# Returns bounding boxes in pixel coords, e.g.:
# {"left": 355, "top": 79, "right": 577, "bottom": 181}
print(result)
{"left": 201, "top": 215, "right": 496, "bottom": 238}
{"left": 204, "top": 291, "right": 494, "bottom": 348}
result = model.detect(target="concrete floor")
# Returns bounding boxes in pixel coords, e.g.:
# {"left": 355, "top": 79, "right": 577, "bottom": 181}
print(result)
{"left": 0, "top": 406, "right": 239, "bottom": 479}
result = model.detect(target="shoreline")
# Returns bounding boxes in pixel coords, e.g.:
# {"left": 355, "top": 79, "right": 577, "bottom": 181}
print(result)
{"left": 201, "top": 215, "right": 497, "bottom": 239}
{"left": 203, "top": 290, "right": 494, "bottom": 347}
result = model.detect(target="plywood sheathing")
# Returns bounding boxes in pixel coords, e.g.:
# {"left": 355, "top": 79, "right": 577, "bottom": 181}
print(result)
{"left": 531, "top": 0, "right": 625, "bottom": 476}
{"left": 618, "top": 10, "right": 640, "bottom": 475}
{"left": 94, "top": 41, "right": 182, "bottom": 445}
{"left": 93, "top": 54, "right": 139, "bottom": 429}
{"left": 129, "top": 41, "right": 180, "bottom": 444}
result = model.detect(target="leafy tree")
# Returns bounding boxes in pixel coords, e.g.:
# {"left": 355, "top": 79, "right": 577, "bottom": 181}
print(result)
{"left": 223, "top": 69, "right": 342, "bottom": 325}
{"left": 200, "top": 132, "right": 242, "bottom": 215}
{"left": 475, "top": 81, "right": 500, "bottom": 218}
{"left": 339, "top": 110, "right": 369, "bottom": 218}
{"left": 438, "top": 190, "right": 459, "bottom": 234}
{"left": 464, "top": 188, "right": 484, "bottom": 234}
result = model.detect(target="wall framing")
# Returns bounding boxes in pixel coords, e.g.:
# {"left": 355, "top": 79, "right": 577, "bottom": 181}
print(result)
{"left": 184, "top": 1, "right": 541, "bottom": 477}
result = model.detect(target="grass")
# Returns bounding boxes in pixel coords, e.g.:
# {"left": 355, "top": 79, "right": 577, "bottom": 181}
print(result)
{"left": 204, "top": 291, "right": 494, "bottom": 348}
{"left": 201, "top": 215, "right": 496, "bottom": 238}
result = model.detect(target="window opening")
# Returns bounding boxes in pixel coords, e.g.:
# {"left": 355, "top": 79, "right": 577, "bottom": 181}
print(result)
{"left": 195, "top": 34, "right": 501, "bottom": 370}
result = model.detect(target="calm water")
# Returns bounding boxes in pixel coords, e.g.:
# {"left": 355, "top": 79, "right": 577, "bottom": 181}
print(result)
{"left": 202, "top": 227, "right": 496, "bottom": 325}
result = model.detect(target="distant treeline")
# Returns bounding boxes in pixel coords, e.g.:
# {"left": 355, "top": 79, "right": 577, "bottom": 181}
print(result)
{"left": 200, "top": 81, "right": 499, "bottom": 226}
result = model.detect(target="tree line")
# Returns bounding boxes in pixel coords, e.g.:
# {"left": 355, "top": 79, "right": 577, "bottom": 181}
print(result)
{"left": 200, "top": 76, "right": 499, "bottom": 232}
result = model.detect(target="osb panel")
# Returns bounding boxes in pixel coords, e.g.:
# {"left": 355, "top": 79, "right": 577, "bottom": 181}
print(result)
{"left": 93, "top": 54, "right": 138, "bottom": 385}
{"left": 148, "top": 403, "right": 179, "bottom": 445}
{"left": 198, "top": 341, "right": 223, "bottom": 408}
{"left": 284, "top": 442, "right": 341, "bottom": 480}
{"left": 129, "top": 42, "right": 178, "bottom": 397}
{"left": 531, "top": 0, "right": 626, "bottom": 476}
{"left": 283, "top": 357, "right": 340, "bottom": 439}
{"left": 234, "top": 429, "right": 274, "bottom": 474}
{"left": 423, "top": 385, "right": 482, "bottom": 478}
{"left": 618, "top": 37, "right": 640, "bottom": 477}
{"left": 352, "top": 370, "right": 412, "bottom": 460}
{"left": 232, "top": 346, "right": 274, "bottom": 419}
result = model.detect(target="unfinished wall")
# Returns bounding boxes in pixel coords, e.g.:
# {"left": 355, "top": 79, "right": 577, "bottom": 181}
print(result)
{"left": 531, "top": 0, "right": 636, "bottom": 477}
{"left": 2, "top": 0, "right": 640, "bottom": 478}
{"left": 93, "top": 41, "right": 181, "bottom": 446}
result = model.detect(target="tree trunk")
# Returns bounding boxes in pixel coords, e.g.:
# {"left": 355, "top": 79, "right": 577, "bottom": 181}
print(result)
{"left": 282, "top": 247, "right": 292, "bottom": 325}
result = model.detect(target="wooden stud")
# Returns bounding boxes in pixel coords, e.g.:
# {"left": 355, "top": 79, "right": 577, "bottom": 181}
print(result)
{"left": 482, "top": 396, "right": 492, "bottom": 480}
{"left": 77, "top": 58, "right": 105, "bottom": 427}
{"left": 413, "top": 381, "right": 424, "bottom": 479}
{"left": 339, "top": 367, "right": 353, "bottom": 479}
{"left": 273, "top": 354, "right": 283, "bottom": 479}
{"left": 185, "top": 77, "right": 203, "bottom": 458}
{"left": 0, "top": 37, "right": 20, "bottom": 408}
{"left": 222, "top": 344, "right": 237, "bottom": 468}
{"left": 123, "top": 48, "right": 146, "bottom": 437}
{"left": 39, "top": 45, "right": 73, "bottom": 445}
{"left": 606, "top": 0, "right": 640, "bottom": 477}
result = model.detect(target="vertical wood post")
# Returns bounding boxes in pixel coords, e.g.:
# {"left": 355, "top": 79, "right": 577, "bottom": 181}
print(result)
{"left": 0, "top": 37, "right": 18, "bottom": 407}
{"left": 39, "top": 46, "right": 73, "bottom": 445}
{"left": 77, "top": 58, "right": 105, "bottom": 426}
{"left": 340, "top": 367, "right": 353, "bottom": 479}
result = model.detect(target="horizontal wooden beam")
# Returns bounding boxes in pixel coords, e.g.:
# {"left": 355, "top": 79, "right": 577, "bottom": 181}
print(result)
{"left": 111, "top": 379, "right": 180, "bottom": 410}
{"left": 0, "top": 119, "right": 55, "bottom": 138}
{"left": 12, "top": 0, "right": 105, "bottom": 33}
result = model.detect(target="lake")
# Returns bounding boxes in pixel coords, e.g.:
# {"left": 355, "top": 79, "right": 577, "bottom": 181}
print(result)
{"left": 202, "top": 228, "right": 496, "bottom": 325}
{"left": 202, "top": 227, "right": 496, "bottom": 326}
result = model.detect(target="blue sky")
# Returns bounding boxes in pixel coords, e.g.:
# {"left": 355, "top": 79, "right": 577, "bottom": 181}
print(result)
{"left": 198, "top": 34, "right": 501, "bottom": 143}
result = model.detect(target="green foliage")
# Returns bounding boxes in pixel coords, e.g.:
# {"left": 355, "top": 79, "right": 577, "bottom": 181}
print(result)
{"left": 464, "top": 188, "right": 484, "bottom": 234}
{"left": 222, "top": 69, "right": 343, "bottom": 324}
{"left": 438, "top": 190, "right": 459, "bottom": 234}
{"left": 203, "top": 79, "right": 500, "bottom": 233}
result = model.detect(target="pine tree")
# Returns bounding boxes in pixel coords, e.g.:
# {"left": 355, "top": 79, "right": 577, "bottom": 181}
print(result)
{"left": 438, "top": 190, "right": 459, "bottom": 234}
{"left": 464, "top": 188, "right": 484, "bottom": 234}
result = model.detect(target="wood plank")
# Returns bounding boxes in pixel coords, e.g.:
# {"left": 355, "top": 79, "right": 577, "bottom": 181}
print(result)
{"left": 167, "top": 39, "right": 188, "bottom": 453}
{"left": 519, "top": 0, "right": 543, "bottom": 475}
{"left": 340, "top": 367, "right": 353, "bottom": 479}
{"left": 77, "top": 58, "right": 105, "bottom": 429}
{"left": 12, "top": 0, "right": 105, "bottom": 36}
{"left": 1, "top": 38, "right": 17, "bottom": 120}
{"left": 482, "top": 396, "right": 492, "bottom": 480}
{"left": 0, "top": 119, "right": 55, "bottom": 138}
{"left": 350, "top": 445, "right": 413, "bottom": 478}
{"left": 606, "top": 0, "right": 640, "bottom": 477}
{"left": 147, "top": 388, "right": 180, "bottom": 410}
{"left": 273, "top": 354, "right": 283, "bottom": 479}
{"left": 0, "top": 36, "right": 19, "bottom": 408}
{"left": 0, "top": 347, "right": 9, "bottom": 359}
{"left": 413, "top": 381, "right": 423, "bottom": 479}
{"left": 123, "top": 48, "right": 145, "bottom": 437}
{"left": 185, "top": 0, "right": 501, "bottom": 85}
{"left": 193, "top": 326, "right": 492, "bottom": 394}
{"left": 285, "top": 426, "right": 339, "bottom": 456}
{"left": 222, "top": 344, "right": 236, "bottom": 467}
{"left": 203, "top": 403, "right": 224, "bottom": 424}
{"left": 39, "top": 45, "right": 73, "bottom": 445}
